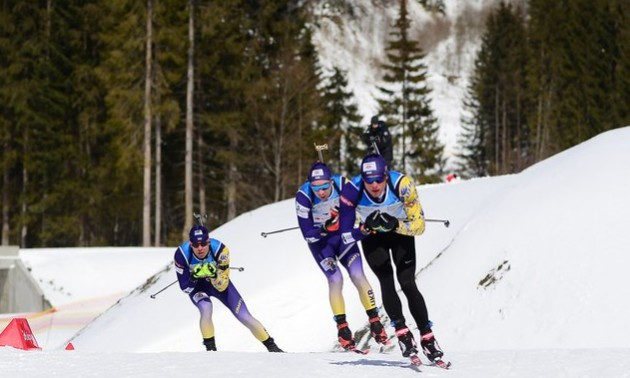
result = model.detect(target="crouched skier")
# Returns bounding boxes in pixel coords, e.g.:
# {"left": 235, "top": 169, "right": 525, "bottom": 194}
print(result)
{"left": 296, "top": 161, "right": 388, "bottom": 350}
{"left": 174, "top": 225, "right": 283, "bottom": 352}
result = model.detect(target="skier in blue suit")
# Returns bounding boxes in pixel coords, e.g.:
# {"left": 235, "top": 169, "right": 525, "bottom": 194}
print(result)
{"left": 295, "top": 161, "right": 388, "bottom": 350}
{"left": 174, "top": 225, "right": 283, "bottom": 352}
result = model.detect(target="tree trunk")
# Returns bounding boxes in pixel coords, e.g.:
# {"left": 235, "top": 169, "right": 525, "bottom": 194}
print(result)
{"left": 20, "top": 132, "right": 27, "bottom": 247}
{"left": 184, "top": 0, "right": 195, "bottom": 238}
{"left": 501, "top": 96, "right": 507, "bottom": 173}
{"left": 197, "top": 127, "right": 206, "bottom": 217}
{"left": 402, "top": 71, "right": 407, "bottom": 173}
{"left": 494, "top": 87, "right": 500, "bottom": 173}
{"left": 1, "top": 137, "right": 9, "bottom": 246}
{"left": 143, "top": 0, "right": 153, "bottom": 246}
{"left": 227, "top": 159, "right": 236, "bottom": 221}
{"left": 154, "top": 105, "right": 162, "bottom": 246}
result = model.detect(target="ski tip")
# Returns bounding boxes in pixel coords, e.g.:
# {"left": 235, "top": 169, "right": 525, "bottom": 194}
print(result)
{"left": 434, "top": 359, "right": 452, "bottom": 369}
{"left": 347, "top": 346, "right": 370, "bottom": 355}
{"left": 409, "top": 354, "right": 422, "bottom": 366}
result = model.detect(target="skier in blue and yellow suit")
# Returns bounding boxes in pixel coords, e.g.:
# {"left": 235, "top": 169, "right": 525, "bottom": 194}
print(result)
{"left": 338, "top": 153, "right": 447, "bottom": 363}
{"left": 174, "top": 225, "right": 283, "bottom": 352}
{"left": 295, "top": 161, "right": 388, "bottom": 350}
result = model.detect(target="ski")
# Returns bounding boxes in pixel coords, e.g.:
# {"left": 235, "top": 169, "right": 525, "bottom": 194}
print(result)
{"left": 409, "top": 353, "right": 422, "bottom": 366}
{"left": 430, "top": 358, "right": 452, "bottom": 369}
{"left": 407, "top": 353, "right": 423, "bottom": 372}
{"left": 347, "top": 346, "right": 370, "bottom": 355}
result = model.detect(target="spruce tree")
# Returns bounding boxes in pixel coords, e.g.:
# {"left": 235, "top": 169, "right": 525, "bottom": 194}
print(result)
{"left": 611, "top": 0, "right": 630, "bottom": 125}
{"left": 459, "top": 2, "right": 529, "bottom": 176}
{"left": 319, "top": 67, "right": 362, "bottom": 176}
{"left": 1, "top": 1, "right": 82, "bottom": 246}
{"left": 376, "top": 0, "right": 443, "bottom": 182}
{"left": 196, "top": 1, "right": 256, "bottom": 224}
{"left": 96, "top": 0, "right": 149, "bottom": 245}
{"left": 243, "top": 1, "right": 323, "bottom": 203}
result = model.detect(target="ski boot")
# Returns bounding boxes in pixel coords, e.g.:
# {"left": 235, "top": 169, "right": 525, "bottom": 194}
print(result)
{"left": 395, "top": 327, "right": 418, "bottom": 357}
{"left": 334, "top": 314, "right": 356, "bottom": 350}
{"left": 420, "top": 331, "right": 444, "bottom": 362}
{"left": 203, "top": 337, "right": 217, "bottom": 351}
{"left": 366, "top": 308, "right": 388, "bottom": 344}
{"left": 262, "top": 337, "right": 284, "bottom": 352}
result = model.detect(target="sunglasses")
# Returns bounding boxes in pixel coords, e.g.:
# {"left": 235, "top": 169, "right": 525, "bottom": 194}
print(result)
{"left": 310, "top": 182, "right": 331, "bottom": 192}
{"left": 191, "top": 240, "right": 209, "bottom": 248}
{"left": 364, "top": 176, "right": 385, "bottom": 184}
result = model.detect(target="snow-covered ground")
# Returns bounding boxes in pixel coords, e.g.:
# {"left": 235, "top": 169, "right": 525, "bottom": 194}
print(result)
{"left": 2, "top": 127, "right": 630, "bottom": 377}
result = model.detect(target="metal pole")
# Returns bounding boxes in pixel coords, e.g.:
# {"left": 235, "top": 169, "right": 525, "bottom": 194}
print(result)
{"left": 150, "top": 279, "right": 178, "bottom": 299}
{"left": 261, "top": 226, "right": 300, "bottom": 238}
{"left": 425, "top": 218, "right": 450, "bottom": 228}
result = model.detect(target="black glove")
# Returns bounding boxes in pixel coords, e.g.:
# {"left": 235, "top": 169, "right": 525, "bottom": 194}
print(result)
{"left": 378, "top": 212, "right": 398, "bottom": 232}
{"left": 363, "top": 210, "right": 381, "bottom": 234}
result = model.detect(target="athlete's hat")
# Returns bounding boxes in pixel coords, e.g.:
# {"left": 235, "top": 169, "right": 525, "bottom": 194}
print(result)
{"left": 189, "top": 225, "right": 209, "bottom": 244}
{"left": 308, "top": 161, "right": 332, "bottom": 182}
{"left": 361, "top": 154, "right": 388, "bottom": 181}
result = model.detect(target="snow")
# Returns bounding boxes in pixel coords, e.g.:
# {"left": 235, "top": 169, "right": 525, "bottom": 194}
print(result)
{"left": 311, "top": 0, "right": 499, "bottom": 168}
{"left": 2, "top": 126, "right": 630, "bottom": 377}
{"left": 2, "top": 348, "right": 629, "bottom": 378}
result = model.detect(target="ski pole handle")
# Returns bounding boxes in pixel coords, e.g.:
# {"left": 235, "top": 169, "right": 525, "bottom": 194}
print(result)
{"left": 260, "top": 226, "right": 300, "bottom": 238}
{"left": 229, "top": 266, "right": 245, "bottom": 272}
{"left": 425, "top": 218, "right": 450, "bottom": 228}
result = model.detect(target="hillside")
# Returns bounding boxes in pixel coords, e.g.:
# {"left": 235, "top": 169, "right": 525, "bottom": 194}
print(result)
{"left": 2, "top": 127, "right": 629, "bottom": 377}
{"left": 66, "top": 127, "right": 630, "bottom": 355}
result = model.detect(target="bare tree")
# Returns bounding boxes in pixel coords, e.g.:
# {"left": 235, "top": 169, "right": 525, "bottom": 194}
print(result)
{"left": 1, "top": 137, "right": 9, "bottom": 246}
{"left": 154, "top": 102, "right": 162, "bottom": 246}
{"left": 197, "top": 136, "right": 206, "bottom": 216}
{"left": 183, "top": 0, "right": 195, "bottom": 237}
{"left": 142, "top": 0, "right": 154, "bottom": 246}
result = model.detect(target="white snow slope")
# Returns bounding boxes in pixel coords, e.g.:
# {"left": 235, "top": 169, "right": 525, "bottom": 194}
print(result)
{"left": 2, "top": 127, "right": 630, "bottom": 377}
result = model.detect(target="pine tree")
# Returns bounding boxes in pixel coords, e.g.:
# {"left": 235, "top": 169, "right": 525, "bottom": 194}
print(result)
{"left": 244, "top": 1, "right": 323, "bottom": 203}
{"left": 319, "top": 67, "right": 362, "bottom": 176}
{"left": 457, "top": 85, "right": 489, "bottom": 178}
{"left": 610, "top": 0, "right": 630, "bottom": 126}
{"left": 527, "top": 0, "right": 629, "bottom": 160}
{"left": 376, "top": 0, "right": 444, "bottom": 182}
{"left": 196, "top": 1, "right": 256, "bottom": 224}
{"left": 0, "top": 3, "right": 15, "bottom": 245}
{"left": 459, "top": 2, "right": 529, "bottom": 176}
{"left": 96, "top": 0, "right": 148, "bottom": 245}
{"left": 153, "top": 0, "right": 187, "bottom": 244}
{"left": 1, "top": 1, "right": 84, "bottom": 246}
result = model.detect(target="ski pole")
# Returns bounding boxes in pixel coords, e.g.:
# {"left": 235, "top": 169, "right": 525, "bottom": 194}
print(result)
{"left": 150, "top": 279, "right": 178, "bottom": 299}
{"left": 425, "top": 218, "right": 450, "bottom": 228}
{"left": 261, "top": 226, "right": 299, "bottom": 238}
{"left": 150, "top": 267, "right": 245, "bottom": 299}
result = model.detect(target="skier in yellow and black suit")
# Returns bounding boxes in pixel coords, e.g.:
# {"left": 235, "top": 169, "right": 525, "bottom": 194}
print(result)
{"left": 338, "top": 153, "right": 446, "bottom": 364}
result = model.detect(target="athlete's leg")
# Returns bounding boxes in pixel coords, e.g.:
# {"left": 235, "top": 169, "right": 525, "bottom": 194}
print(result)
{"left": 309, "top": 241, "right": 345, "bottom": 316}
{"left": 390, "top": 233, "right": 429, "bottom": 329}
{"left": 361, "top": 233, "right": 406, "bottom": 326}
{"left": 338, "top": 242, "right": 376, "bottom": 311}
{"left": 214, "top": 282, "right": 270, "bottom": 341}
{"left": 189, "top": 289, "right": 215, "bottom": 339}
